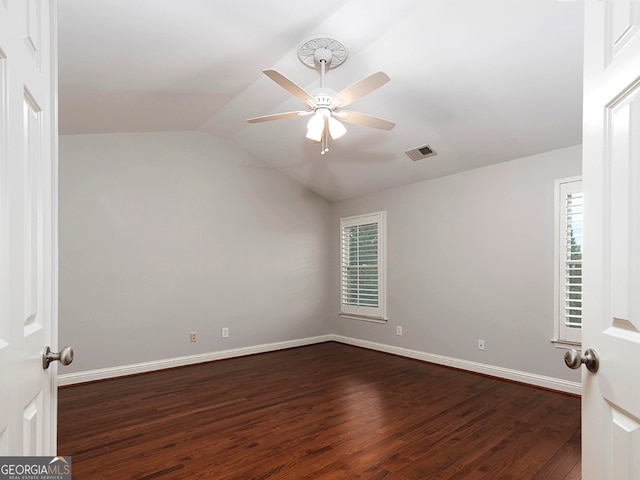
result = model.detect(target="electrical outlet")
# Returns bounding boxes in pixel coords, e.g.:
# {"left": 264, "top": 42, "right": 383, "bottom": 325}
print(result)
{"left": 478, "top": 339, "right": 485, "bottom": 350}
{"left": 221, "top": 327, "right": 229, "bottom": 338}
{"left": 190, "top": 332, "right": 198, "bottom": 343}
{"left": 396, "top": 326, "right": 403, "bottom": 336}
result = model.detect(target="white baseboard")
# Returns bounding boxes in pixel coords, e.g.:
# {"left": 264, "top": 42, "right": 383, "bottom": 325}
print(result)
{"left": 58, "top": 335, "right": 333, "bottom": 386}
{"left": 329, "top": 335, "right": 582, "bottom": 396}
{"left": 59, "top": 334, "right": 581, "bottom": 396}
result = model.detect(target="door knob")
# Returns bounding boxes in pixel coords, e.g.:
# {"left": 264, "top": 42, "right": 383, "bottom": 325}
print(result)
{"left": 564, "top": 348, "right": 599, "bottom": 372}
{"left": 43, "top": 346, "right": 74, "bottom": 370}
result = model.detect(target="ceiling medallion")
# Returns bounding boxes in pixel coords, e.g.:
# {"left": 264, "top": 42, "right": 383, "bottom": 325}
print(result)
{"left": 297, "top": 35, "right": 348, "bottom": 69}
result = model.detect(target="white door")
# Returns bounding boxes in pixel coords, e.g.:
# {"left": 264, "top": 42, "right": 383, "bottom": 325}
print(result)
{"left": 0, "top": 0, "right": 59, "bottom": 455}
{"left": 582, "top": 1, "right": 640, "bottom": 478}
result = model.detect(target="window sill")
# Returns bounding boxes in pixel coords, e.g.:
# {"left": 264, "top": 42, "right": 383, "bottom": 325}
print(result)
{"left": 550, "top": 338, "right": 582, "bottom": 350}
{"left": 339, "top": 312, "right": 388, "bottom": 324}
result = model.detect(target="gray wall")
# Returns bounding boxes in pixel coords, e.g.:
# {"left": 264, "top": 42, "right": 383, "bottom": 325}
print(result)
{"left": 330, "top": 145, "right": 582, "bottom": 382}
{"left": 59, "top": 135, "right": 581, "bottom": 384}
{"left": 59, "top": 132, "right": 332, "bottom": 373}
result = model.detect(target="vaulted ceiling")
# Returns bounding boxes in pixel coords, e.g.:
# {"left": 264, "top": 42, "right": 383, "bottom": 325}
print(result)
{"left": 58, "top": 0, "right": 584, "bottom": 202}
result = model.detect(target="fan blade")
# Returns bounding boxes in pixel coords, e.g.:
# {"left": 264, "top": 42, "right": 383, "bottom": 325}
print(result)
{"left": 246, "top": 111, "right": 310, "bottom": 123}
{"left": 336, "top": 110, "right": 395, "bottom": 130}
{"left": 263, "top": 69, "right": 315, "bottom": 105}
{"left": 331, "top": 72, "right": 390, "bottom": 108}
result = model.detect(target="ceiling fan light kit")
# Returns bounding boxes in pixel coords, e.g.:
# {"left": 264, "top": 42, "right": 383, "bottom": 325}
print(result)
{"left": 247, "top": 36, "right": 395, "bottom": 154}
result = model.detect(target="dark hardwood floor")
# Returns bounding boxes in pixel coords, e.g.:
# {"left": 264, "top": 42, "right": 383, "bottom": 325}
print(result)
{"left": 57, "top": 342, "right": 581, "bottom": 479}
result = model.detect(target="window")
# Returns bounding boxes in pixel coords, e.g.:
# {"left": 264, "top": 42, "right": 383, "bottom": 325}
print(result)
{"left": 340, "top": 211, "right": 386, "bottom": 321}
{"left": 554, "top": 177, "right": 582, "bottom": 345}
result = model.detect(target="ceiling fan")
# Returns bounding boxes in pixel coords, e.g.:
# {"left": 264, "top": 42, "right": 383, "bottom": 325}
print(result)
{"left": 247, "top": 36, "right": 395, "bottom": 154}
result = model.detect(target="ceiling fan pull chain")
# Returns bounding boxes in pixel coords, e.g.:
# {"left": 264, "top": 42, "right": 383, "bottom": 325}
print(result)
{"left": 321, "top": 129, "right": 326, "bottom": 154}
{"left": 322, "top": 127, "right": 330, "bottom": 154}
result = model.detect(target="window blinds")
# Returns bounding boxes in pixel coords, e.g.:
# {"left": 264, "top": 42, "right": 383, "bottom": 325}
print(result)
{"left": 342, "top": 222, "right": 379, "bottom": 308}
{"left": 340, "top": 211, "right": 386, "bottom": 319}
{"left": 563, "top": 189, "right": 583, "bottom": 329}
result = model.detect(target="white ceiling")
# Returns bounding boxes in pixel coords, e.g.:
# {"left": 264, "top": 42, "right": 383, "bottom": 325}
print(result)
{"left": 58, "top": 0, "right": 584, "bottom": 202}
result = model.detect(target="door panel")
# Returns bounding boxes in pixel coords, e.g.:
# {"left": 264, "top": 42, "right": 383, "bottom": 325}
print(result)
{"left": 23, "top": 392, "right": 43, "bottom": 455}
{"left": 23, "top": 88, "right": 44, "bottom": 336}
{"left": 606, "top": 1, "right": 640, "bottom": 62}
{"left": 611, "top": 408, "right": 640, "bottom": 479}
{"left": 23, "top": 0, "right": 42, "bottom": 66}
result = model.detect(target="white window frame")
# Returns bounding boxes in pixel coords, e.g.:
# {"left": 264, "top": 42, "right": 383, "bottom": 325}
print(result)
{"left": 339, "top": 211, "right": 387, "bottom": 322}
{"left": 553, "top": 176, "right": 582, "bottom": 347}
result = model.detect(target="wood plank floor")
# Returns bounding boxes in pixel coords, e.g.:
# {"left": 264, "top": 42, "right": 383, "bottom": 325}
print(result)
{"left": 57, "top": 342, "right": 581, "bottom": 479}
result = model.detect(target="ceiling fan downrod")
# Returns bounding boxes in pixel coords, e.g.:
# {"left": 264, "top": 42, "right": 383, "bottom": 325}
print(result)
{"left": 313, "top": 47, "right": 332, "bottom": 154}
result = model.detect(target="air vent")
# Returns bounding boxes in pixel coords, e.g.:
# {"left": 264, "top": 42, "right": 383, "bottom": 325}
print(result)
{"left": 405, "top": 144, "right": 437, "bottom": 161}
